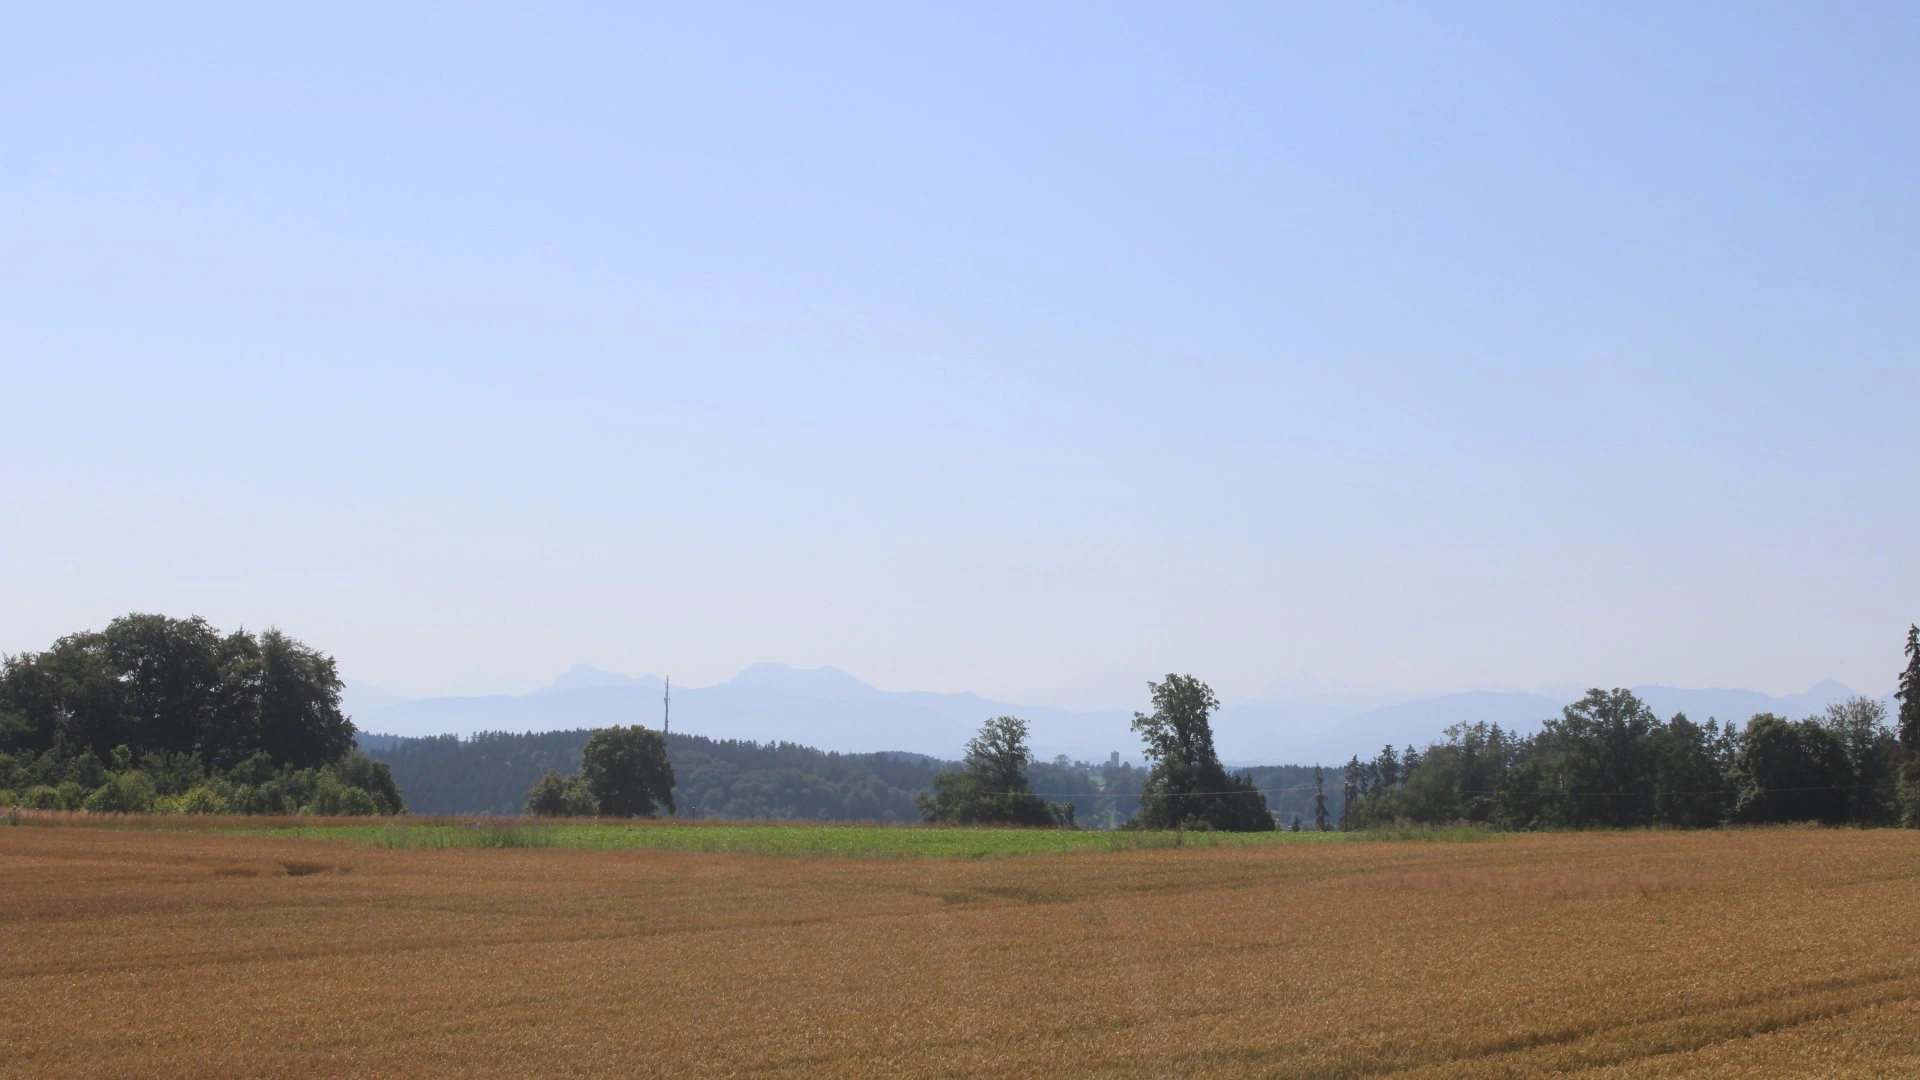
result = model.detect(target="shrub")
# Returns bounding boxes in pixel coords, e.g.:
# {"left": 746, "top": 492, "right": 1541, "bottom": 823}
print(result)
{"left": 525, "top": 769, "right": 597, "bottom": 816}
{"left": 21, "top": 785, "right": 62, "bottom": 810}
{"left": 56, "top": 780, "right": 87, "bottom": 809}
{"left": 330, "top": 753, "right": 404, "bottom": 814}
{"left": 179, "top": 785, "right": 232, "bottom": 815}
{"left": 336, "top": 786, "right": 378, "bottom": 815}
{"left": 0, "top": 789, "right": 14, "bottom": 809}
{"left": 83, "top": 772, "right": 157, "bottom": 813}
{"left": 233, "top": 779, "right": 297, "bottom": 814}
{"left": 305, "top": 776, "right": 378, "bottom": 816}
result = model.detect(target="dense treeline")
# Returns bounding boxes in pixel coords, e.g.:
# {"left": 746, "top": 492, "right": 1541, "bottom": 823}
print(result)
{"left": 1345, "top": 691, "right": 1913, "bottom": 829}
{"left": 1018, "top": 761, "right": 1342, "bottom": 831}
{"left": 0, "top": 614, "right": 401, "bottom": 814}
{"left": 1343, "top": 627, "right": 1920, "bottom": 830}
{"left": 365, "top": 728, "right": 955, "bottom": 820}
{"left": 368, "top": 724, "right": 1267, "bottom": 826}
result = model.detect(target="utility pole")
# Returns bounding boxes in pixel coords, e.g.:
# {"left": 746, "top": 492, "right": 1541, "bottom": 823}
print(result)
{"left": 663, "top": 677, "right": 677, "bottom": 818}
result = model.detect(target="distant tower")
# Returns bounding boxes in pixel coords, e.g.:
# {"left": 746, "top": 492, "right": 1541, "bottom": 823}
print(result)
{"left": 663, "top": 677, "right": 671, "bottom": 737}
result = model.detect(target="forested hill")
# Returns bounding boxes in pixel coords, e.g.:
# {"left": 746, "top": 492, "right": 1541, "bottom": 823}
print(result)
{"left": 360, "top": 730, "right": 955, "bottom": 820}
{"left": 359, "top": 728, "right": 1348, "bottom": 825}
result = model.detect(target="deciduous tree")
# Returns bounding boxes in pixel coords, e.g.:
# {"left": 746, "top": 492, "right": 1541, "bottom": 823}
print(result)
{"left": 525, "top": 768, "right": 597, "bottom": 816}
{"left": 915, "top": 716, "right": 1054, "bottom": 826}
{"left": 1131, "top": 674, "right": 1272, "bottom": 831}
{"left": 581, "top": 725, "right": 675, "bottom": 817}
{"left": 1730, "top": 714, "right": 1852, "bottom": 824}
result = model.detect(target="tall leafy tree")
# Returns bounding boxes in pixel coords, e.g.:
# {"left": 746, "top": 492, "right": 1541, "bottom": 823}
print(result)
{"left": 1131, "top": 674, "right": 1272, "bottom": 831}
{"left": 581, "top": 725, "right": 675, "bottom": 817}
{"left": 98, "top": 614, "right": 223, "bottom": 756}
{"left": 1648, "top": 712, "right": 1727, "bottom": 827}
{"left": 203, "top": 630, "right": 265, "bottom": 769}
{"left": 1537, "top": 689, "right": 1661, "bottom": 827}
{"left": 1729, "top": 714, "right": 1852, "bottom": 824}
{"left": 7, "top": 632, "right": 130, "bottom": 754}
{"left": 257, "top": 629, "right": 354, "bottom": 768}
{"left": 915, "top": 715, "right": 1055, "bottom": 826}
{"left": 1820, "top": 697, "right": 1898, "bottom": 824}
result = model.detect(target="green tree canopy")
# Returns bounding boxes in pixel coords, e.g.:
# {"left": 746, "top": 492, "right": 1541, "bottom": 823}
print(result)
{"left": 1730, "top": 714, "right": 1853, "bottom": 824}
{"left": 581, "top": 726, "right": 675, "bottom": 817}
{"left": 0, "top": 614, "right": 352, "bottom": 770}
{"left": 1131, "top": 674, "right": 1272, "bottom": 831}
{"left": 915, "top": 715, "right": 1055, "bottom": 826}
{"left": 1820, "top": 697, "right": 1898, "bottom": 824}
{"left": 1536, "top": 689, "right": 1662, "bottom": 827}
{"left": 525, "top": 768, "right": 598, "bottom": 816}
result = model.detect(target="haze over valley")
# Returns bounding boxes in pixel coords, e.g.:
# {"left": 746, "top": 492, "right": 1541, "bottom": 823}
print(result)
{"left": 347, "top": 662, "right": 1890, "bottom": 766}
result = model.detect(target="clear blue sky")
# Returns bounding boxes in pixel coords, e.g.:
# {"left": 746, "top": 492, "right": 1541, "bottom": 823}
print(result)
{"left": 3, "top": 2, "right": 1915, "bottom": 707}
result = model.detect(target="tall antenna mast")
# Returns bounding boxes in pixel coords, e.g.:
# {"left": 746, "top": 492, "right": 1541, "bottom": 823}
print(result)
{"left": 662, "top": 676, "right": 670, "bottom": 737}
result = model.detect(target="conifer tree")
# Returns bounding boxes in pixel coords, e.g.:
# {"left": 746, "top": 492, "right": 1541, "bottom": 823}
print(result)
{"left": 1340, "top": 756, "right": 1363, "bottom": 829}
{"left": 1897, "top": 625, "right": 1920, "bottom": 826}
{"left": 1898, "top": 625, "right": 1920, "bottom": 760}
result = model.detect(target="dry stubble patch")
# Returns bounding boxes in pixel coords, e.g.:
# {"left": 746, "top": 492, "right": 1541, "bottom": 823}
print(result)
{"left": 4, "top": 827, "right": 1919, "bottom": 1077}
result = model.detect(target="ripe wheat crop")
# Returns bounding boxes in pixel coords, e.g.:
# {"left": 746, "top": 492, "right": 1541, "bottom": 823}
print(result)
{"left": 4, "top": 824, "right": 1918, "bottom": 1076}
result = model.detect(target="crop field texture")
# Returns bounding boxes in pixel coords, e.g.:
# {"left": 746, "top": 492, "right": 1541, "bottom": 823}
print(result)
{"left": 4, "top": 826, "right": 1919, "bottom": 1078}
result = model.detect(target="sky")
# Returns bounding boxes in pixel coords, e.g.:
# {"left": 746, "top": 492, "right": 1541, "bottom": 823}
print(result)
{"left": 3, "top": 2, "right": 1916, "bottom": 709}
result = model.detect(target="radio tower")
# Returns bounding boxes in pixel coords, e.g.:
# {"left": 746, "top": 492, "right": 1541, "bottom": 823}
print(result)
{"left": 662, "top": 676, "right": 671, "bottom": 737}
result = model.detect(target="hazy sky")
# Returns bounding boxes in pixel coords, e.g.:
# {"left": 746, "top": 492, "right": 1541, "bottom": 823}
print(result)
{"left": 4, "top": 3, "right": 1916, "bottom": 708}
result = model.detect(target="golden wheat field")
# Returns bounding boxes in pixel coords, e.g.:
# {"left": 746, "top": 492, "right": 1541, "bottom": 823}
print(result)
{"left": 4, "top": 825, "right": 1919, "bottom": 1078}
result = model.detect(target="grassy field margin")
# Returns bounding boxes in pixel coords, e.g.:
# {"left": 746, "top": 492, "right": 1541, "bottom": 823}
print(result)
{"left": 6, "top": 809, "right": 1494, "bottom": 857}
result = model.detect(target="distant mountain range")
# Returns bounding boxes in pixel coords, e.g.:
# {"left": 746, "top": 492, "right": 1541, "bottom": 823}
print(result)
{"left": 345, "top": 664, "right": 1892, "bottom": 767}
{"left": 347, "top": 664, "right": 1137, "bottom": 761}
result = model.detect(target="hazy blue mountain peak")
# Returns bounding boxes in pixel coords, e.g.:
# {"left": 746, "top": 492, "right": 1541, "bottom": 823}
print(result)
{"left": 539, "top": 664, "right": 656, "bottom": 694}
{"left": 1799, "top": 679, "right": 1860, "bottom": 699}
{"left": 727, "top": 662, "right": 882, "bottom": 699}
